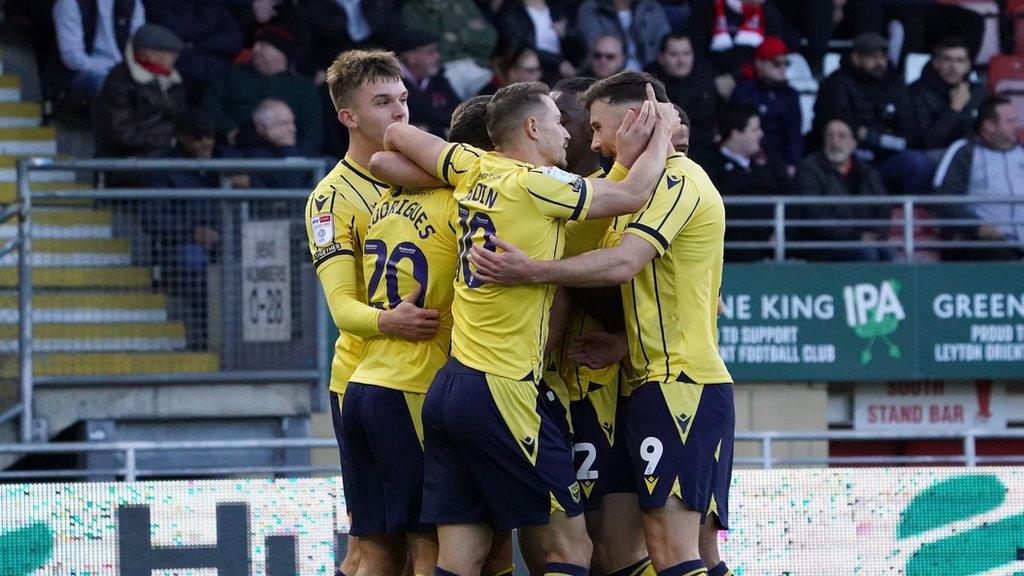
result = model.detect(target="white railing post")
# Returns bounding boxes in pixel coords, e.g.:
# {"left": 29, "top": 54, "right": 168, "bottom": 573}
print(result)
{"left": 124, "top": 446, "right": 137, "bottom": 482}
{"left": 903, "top": 198, "right": 915, "bottom": 261}
{"left": 16, "top": 160, "right": 33, "bottom": 442}
{"left": 762, "top": 436, "right": 773, "bottom": 469}
{"left": 964, "top": 433, "right": 977, "bottom": 468}
{"left": 773, "top": 202, "right": 786, "bottom": 262}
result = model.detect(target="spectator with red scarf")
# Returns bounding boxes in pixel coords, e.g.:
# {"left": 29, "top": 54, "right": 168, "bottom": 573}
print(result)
{"left": 95, "top": 24, "right": 186, "bottom": 157}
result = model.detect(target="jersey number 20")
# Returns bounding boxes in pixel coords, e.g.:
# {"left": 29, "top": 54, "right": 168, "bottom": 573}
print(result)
{"left": 365, "top": 239, "right": 428, "bottom": 309}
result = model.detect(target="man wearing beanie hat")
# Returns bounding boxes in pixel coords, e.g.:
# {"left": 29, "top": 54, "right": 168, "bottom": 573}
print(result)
{"left": 394, "top": 28, "right": 461, "bottom": 137}
{"left": 201, "top": 24, "right": 323, "bottom": 155}
{"left": 731, "top": 36, "right": 803, "bottom": 171}
{"left": 94, "top": 24, "right": 186, "bottom": 157}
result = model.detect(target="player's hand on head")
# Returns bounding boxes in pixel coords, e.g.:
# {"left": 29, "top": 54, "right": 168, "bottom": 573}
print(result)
{"left": 567, "top": 331, "right": 628, "bottom": 369}
{"left": 468, "top": 235, "right": 536, "bottom": 285}
{"left": 645, "top": 82, "right": 680, "bottom": 138}
{"left": 614, "top": 101, "right": 655, "bottom": 169}
{"left": 379, "top": 285, "right": 441, "bottom": 341}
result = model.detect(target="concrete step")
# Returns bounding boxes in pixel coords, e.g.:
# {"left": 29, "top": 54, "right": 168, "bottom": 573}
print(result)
{"left": 0, "top": 251, "right": 131, "bottom": 266}
{"left": 0, "top": 127, "right": 56, "bottom": 155}
{"left": 0, "top": 321, "right": 186, "bottom": 353}
{"left": 0, "top": 102, "right": 41, "bottom": 127}
{"left": 0, "top": 351, "right": 220, "bottom": 377}
{"left": 0, "top": 207, "right": 113, "bottom": 239}
{"left": 0, "top": 75, "right": 21, "bottom": 102}
{"left": 0, "top": 292, "right": 168, "bottom": 324}
{"left": 0, "top": 266, "right": 150, "bottom": 288}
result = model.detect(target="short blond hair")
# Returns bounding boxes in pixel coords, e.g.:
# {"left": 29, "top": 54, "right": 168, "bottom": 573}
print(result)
{"left": 326, "top": 49, "right": 403, "bottom": 112}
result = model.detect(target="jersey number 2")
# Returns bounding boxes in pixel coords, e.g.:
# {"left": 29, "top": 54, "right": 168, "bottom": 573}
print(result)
{"left": 365, "top": 239, "right": 428, "bottom": 309}
{"left": 456, "top": 206, "right": 496, "bottom": 288}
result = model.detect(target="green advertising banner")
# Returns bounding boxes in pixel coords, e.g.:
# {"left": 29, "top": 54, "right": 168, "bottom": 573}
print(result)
{"left": 719, "top": 263, "right": 1024, "bottom": 382}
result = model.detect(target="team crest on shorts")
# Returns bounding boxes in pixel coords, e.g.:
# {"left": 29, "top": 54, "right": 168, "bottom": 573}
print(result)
{"left": 569, "top": 482, "right": 581, "bottom": 503}
{"left": 311, "top": 214, "right": 334, "bottom": 247}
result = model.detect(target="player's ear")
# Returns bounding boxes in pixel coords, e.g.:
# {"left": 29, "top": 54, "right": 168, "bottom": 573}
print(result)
{"left": 339, "top": 108, "right": 357, "bottom": 130}
{"left": 525, "top": 116, "right": 540, "bottom": 141}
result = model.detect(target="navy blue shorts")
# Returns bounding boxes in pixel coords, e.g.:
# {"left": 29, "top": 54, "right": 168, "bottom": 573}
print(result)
{"left": 421, "top": 358, "right": 583, "bottom": 530}
{"left": 330, "top": 391, "right": 350, "bottom": 515}
{"left": 625, "top": 381, "right": 734, "bottom": 529}
{"left": 339, "top": 382, "right": 432, "bottom": 536}
{"left": 570, "top": 389, "right": 636, "bottom": 510}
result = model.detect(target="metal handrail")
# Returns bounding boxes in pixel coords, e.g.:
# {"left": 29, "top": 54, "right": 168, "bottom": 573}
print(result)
{"left": 0, "top": 429, "right": 1021, "bottom": 480}
{"left": 14, "top": 157, "right": 330, "bottom": 445}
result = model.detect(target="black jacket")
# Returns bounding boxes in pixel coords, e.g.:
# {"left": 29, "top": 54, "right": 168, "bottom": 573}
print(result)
{"left": 793, "top": 151, "right": 888, "bottom": 242}
{"left": 646, "top": 59, "right": 719, "bottom": 156}
{"left": 94, "top": 54, "right": 185, "bottom": 156}
{"left": 697, "top": 146, "right": 791, "bottom": 262}
{"left": 144, "top": 0, "right": 242, "bottom": 96}
{"left": 494, "top": 0, "right": 585, "bottom": 73}
{"left": 405, "top": 72, "right": 461, "bottom": 137}
{"left": 897, "top": 63, "right": 986, "bottom": 150}
{"left": 812, "top": 55, "right": 906, "bottom": 157}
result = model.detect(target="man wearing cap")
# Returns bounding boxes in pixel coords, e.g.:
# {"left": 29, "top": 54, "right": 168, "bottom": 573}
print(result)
{"left": 201, "top": 25, "right": 323, "bottom": 155}
{"left": 814, "top": 31, "right": 934, "bottom": 196}
{"left": 94, "top": 24, "right": 186, "bottom": 157}
{"left": 731, "top": 36, "right": 802, "bottom": 173}
{"left": 395, "top": 29, "right": 461, "bottom": 137}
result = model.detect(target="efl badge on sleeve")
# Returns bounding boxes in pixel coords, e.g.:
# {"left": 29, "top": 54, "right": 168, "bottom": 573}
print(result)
{"left": 311, "top": 214, "right": 334, "bottom": 247}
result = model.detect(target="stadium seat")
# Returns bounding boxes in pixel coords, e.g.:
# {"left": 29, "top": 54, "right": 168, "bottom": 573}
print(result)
{"left": 904, "top": 53, "right": 931, "bottom": 85}
{"left": 1013, "top": 0, "right": 1024, "bottom": 55}
{"left": 786, "top": 53, "right": 818, "bottom": 93}
{"left": 823, "top": 52, "right": 842, "bottom": 77}
{"left": 988, "top": 55, "right": 1024, "bottom": 129}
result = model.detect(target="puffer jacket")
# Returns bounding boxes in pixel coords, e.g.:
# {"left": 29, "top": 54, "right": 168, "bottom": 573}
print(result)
{"left": 897, "top": 63, "right": 986, "bottom": 150}
{"left": 94, "top": 40, "right": 185, "bottom": 156}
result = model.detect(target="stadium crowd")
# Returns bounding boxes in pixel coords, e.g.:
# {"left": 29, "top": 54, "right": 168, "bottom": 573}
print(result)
{"left": 10, "top": 0, "right": 1024, "bottom": 261}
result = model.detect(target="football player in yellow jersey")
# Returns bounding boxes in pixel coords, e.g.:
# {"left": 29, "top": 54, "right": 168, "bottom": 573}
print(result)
{"left": 549, "top": 76, "right": 656, "bottom": 576}
{"left": 304, "top": 49, "right": 442, "bottom": 576}
{"left": 470, "top": 72, "right": 736, "bottom": 576}
{"left": 371, "top": 82, "right": 678, "bottom": 576}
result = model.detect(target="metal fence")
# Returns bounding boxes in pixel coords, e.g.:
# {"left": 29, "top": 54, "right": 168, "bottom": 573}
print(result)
{"left": 0, "top": 428, "right": 1021, "bottom": 481}
{"left": 724, "top": 195, "right": 1024, "bottom": 262}
{"left": 2, "top": 158, "right": 328, "bottom": 443}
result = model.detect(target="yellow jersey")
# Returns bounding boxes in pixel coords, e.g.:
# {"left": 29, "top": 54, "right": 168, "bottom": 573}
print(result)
{"left": 437, "top": 143, "right": 593, "bottom": 380}
{"left": 304, "top": 157, "right": 388, "bottom": 394}
{"left": 350, "top": 186, "right": 459, "bottom": 393}
{"left": 602, "top": 154, "right": 733, "bottom": 385}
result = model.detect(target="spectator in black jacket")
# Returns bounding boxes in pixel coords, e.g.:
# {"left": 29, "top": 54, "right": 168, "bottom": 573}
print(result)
{"left": 793, "top": 116, "right": 891, "bottom": 262}
{"left": 143, "top": 0, "right": 243, "bottom": 102}
{"left": 813, "top": 32, "right": 934, "bottom": 196}
{"left": 898, "top": 36, "right": 986, "bottom": 153}
{"left": 493, "top": 0, "right": 583, "bottom": 80}
{"left": 697, "top": 106, "right": 790, "bottom": 262}
{"left": 646, "top": 33, "right": 718, "bottom": 156}
{"left": 95, "top": 24, "right": 186, "bottom": 157}
{"left": 140, "top": 113, "right": 220, "bottom": 349}
{"left": 226, "top": 99, "right": 310, "bottom": 189}
{"left": 396, "top": 29, "right": 461, "bottom": 137}
{"left": 731, "top": 36, "right": 802, "bottom": 172}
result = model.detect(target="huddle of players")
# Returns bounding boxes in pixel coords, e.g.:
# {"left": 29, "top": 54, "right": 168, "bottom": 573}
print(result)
{"left": 305, "top": 47, "right": 735, "bottom": 576}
